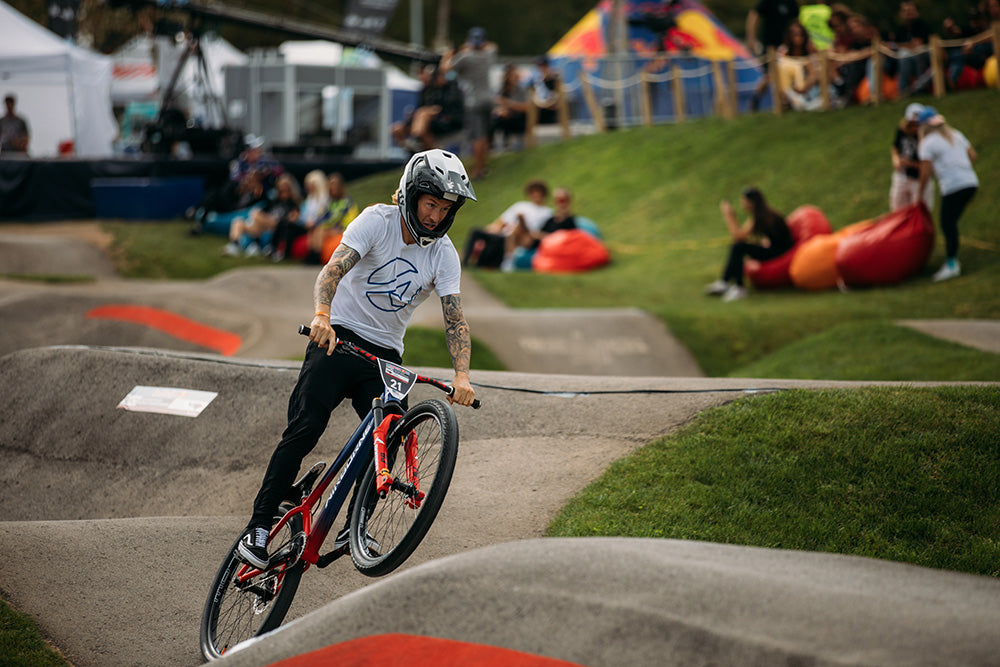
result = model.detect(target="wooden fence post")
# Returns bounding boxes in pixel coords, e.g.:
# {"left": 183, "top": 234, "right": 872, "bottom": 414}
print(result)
{"left": 993, "top": 22, "right": 1000, "bottom": 91}
{"left": 818, "top": 51, "right": 831, "bottom": 110}
{"left": 555, "top": 79, "right": 571, "bottom": 139}
{"left": 638, "top": 71, "right": 652, "bottom": 127}
{"left": 726, "top": 59, "right": 738, "bottom": 114}
{"left": 766, "top": 47, "right": 783, "bottom": 116}
{"left": 870, "top": 35, "right": 882, "bottom": 104}
{"left": 930, "top": 35, "right": 945, "bottom": 98}
{"left": 525, "top": 96, "right": 538, "bottom": 149}
{"left": 711, "top": 60, "right": 731, "bottom": 118}
{"left": 580, "top": 75, "right": 606, "bottom": 133}
{"left": 670, "top": 64, "right": 686, "bottom": 122}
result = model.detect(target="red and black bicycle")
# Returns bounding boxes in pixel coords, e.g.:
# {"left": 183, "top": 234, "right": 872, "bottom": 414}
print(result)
{"left": 199, "top": 330, "right": 480, "bottom": 660}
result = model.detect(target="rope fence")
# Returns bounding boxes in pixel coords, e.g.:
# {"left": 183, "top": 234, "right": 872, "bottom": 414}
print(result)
{"left": 519, "top": 21, "right": 1000, "bottom": 145}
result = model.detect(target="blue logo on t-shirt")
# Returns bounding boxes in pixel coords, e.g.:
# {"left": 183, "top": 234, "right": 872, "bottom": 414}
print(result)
{"left": 366, "top": 258, "right": 424, "bottom": 312}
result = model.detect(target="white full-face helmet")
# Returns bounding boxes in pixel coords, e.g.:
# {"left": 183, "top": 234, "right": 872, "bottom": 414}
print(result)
{"left": 397, "top": 149, "right": 477, "bottom": 247}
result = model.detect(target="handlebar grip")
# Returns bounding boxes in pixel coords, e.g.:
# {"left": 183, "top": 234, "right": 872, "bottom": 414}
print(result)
{"left": 448, "top": 386, "right": 482, "bottom": 410}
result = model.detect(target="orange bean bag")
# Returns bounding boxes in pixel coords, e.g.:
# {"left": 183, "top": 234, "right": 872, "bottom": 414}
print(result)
{"left": 789, "top": 233, "right": 842, "bottom": 290}
{"left": 532, "top": 229, "right": 610, "bottom": 273}
{"left": 855, "top": 74, "right": 899, "bottom": 104}
{"left": 835, "top": 203, "right": 935, "bottom": 287}
{"left": 746, "top": 205, "right": 832, "bottom": 289}
{"left": 321, "top": 232, "right": 344, "bottom": 263}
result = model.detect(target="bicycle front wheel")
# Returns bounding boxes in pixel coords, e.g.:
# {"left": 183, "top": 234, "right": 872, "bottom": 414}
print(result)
{"left": 199, "top": 513, "right": 304, "bottom": 660}
{"left": 350, "top": 398, "right": 459, "bottom": 577}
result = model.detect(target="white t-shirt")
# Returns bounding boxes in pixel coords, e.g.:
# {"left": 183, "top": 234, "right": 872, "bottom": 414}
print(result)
{"left": 330, "top": 203, "right": 462, "bottom": 355}
{"left": 498, "top": 200, "right": 553, "bottom": 233}
{"left": 918, "top": 129, "right": 979, "bottom": 196}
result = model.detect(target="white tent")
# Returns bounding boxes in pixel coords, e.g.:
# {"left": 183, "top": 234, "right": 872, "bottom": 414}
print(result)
{"left": 278, "top": 40, "right": 422, "bottom": 94}
{"left": 112, "top": 32, "right": 248, "bottom": 126}
{"left": 0, "top": 0, "right": 118, "bottom": 157}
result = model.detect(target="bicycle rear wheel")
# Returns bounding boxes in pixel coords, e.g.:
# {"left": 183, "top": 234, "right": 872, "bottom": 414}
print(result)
{"left": 200, "top": 513, "right": 304, "bottom": 660}
{"left": 350, "top": 398, "right": 459, "bottom": 577}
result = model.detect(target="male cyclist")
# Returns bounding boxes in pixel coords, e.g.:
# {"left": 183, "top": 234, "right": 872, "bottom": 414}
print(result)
{"left": 238, "top": 149, "right": 478, "bottom": 568}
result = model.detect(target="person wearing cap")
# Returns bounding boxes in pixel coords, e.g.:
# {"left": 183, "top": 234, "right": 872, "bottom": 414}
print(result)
{"left": 889, "top": 103, "right": 934, "bottom": 212}
{"left": 0, "top": 93, "right": 30, "bottom": 155}
{"left": 442, "top": 27, "right": 497, "bottom": 180}
{"left": 916, "top": 107, "right": 978, "bottom": 283}
{"left": 234, "top": 149, "right": 478, "bottom": 569}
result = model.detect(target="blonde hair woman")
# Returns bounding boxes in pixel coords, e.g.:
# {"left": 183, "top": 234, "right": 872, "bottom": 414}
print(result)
{"left": 916, "top": 107, "right": 979, "bottom": 282}
{"left": 271, "top": 170, "right": 329, "bottom": 262}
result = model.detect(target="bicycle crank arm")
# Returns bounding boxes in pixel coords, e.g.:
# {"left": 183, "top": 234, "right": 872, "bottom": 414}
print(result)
{"left": 315, "top": 547, "right": 348, "bottom": 569}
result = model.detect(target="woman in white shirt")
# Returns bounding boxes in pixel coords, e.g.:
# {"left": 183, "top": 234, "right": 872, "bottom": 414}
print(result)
{"left": 917, "top": 107, "right": 978, "bottom": 283}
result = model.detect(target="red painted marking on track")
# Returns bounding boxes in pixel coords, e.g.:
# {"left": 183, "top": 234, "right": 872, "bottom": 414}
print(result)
{"left": 86, "top": 304, "right": 242, "bottom": 356}
{"left": 266, "top": 633, "right": 587, "bottom": 666}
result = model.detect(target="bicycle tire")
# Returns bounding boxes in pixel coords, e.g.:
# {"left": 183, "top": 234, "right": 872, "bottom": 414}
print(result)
{"left": 199, "top": 513, "right": 305, "bottom": 660}
{"left": 350, "top": 398, "right": 459, "bottom": 577}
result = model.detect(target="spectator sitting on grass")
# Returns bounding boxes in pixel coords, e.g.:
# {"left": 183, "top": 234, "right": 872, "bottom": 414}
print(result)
{"left": 304, "top": 173, "right": 359, "bottom": 265}
{"left": 272, "top": 169, "right": 328, "bottom": 263}
{"left": 777, "top": 20, "right": 824, "bottom": 110}
{"left": 224, "top": 173, "right": 301, "bottom": 258}
{"left": 462, "top": 179, "right": 551, "bottom": 268}
{"left": 504, "top": 186, "right": 579, "bottom": 270}
{"left": 705, "top": 187, "right": 794, "bottom": 303}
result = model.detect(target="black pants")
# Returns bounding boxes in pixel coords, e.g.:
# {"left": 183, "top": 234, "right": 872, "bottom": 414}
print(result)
{"left": 273, "top": 218, "right": 308, "bottom": 256}
{"left": 462, "top": 229, "right": 506, "bottom": 268}
{"left": 723, "top": 242, "right": 791, "bottom": 286}
{"left": 249, "top": 327, "right": 402, "bottom": 528}
{"left": 939, "top": 186, "right": 977, "bottom": 259}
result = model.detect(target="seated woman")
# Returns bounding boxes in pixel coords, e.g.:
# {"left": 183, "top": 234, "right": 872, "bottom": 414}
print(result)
{"left": 777, "top": 21, "right": 824, "bottom": 111}
{"left": 272, "top": 169, "right": 329, "bottom": 262}
{"left": 223, "top": 173, "right": 302, "bottom": 257}
{"left": 705, "top": 187, "right": 794, "bottom": 302}
{"left": 304, "top": 172, "right": 358, "bottom": 264}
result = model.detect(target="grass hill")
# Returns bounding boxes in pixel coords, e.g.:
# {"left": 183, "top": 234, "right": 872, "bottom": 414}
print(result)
{"left": 348, "top": 89, "right": 1000, "bottom": 380}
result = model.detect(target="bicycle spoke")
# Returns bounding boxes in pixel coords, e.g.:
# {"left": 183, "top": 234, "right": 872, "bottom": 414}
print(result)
{"left": 351, "top": 400, "right": 458, "bottom": 576}
{"left": 201, "top": 517, "right": 305, "bottom": 659}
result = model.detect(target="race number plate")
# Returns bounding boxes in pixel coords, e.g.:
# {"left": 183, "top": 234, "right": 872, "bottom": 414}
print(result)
{"left": 377, "top": 358, "right": 417, "bottom": 401}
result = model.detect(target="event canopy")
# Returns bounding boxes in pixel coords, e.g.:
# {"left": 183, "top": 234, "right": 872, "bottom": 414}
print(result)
{"left": 547, "top": 0, "right": 763, "bottom": 122}
{"left": 550, "top": 0, "right": 754, "bottom": 63}
{"left": 0, "top": 0, "right": 118, "bottom": 157}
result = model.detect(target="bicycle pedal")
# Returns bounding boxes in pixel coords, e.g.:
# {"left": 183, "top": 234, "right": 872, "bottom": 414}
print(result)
{"left": 287, "top": 461, "right": 327, "bottom": 502}
{"left": 316, "top": 546, "right": 348, "bottom": 568}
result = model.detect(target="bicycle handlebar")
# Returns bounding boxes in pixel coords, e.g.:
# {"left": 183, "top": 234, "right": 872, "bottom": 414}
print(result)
{"left": 298, "top": 325, "right": 481, "bottom": 409}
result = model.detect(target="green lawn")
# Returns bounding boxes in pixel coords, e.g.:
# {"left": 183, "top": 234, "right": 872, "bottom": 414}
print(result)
{"left": 548, "top": 386, "right": 1000, "bottom": 577}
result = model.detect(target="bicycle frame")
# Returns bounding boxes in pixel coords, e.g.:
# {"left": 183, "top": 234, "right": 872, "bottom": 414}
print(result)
{"left": 234, "top": 337, "right": 472, "bottom": 581}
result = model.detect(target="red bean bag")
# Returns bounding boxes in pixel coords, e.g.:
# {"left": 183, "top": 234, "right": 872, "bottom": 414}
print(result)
{"left": 746, "top": 205, "right": 832, "bottom": 289}
{"left": 532, "top": 229, "right": 611, "bottom": 273}
{"left": 956, "top": 65, "right": 985, "bottom": 91}
{"left": 835, "top": 203, "right": 935, "bottom": 287}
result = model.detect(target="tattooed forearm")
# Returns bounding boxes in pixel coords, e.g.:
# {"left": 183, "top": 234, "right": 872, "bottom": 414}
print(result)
{"left": 314, "top": 244, "right": 360, "bottom": 309}
{"left": 441, "top": 294, "right": 471, "bottom": 374}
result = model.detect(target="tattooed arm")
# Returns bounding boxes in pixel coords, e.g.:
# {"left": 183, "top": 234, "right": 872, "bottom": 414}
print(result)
{"left": 441, "top": 293, "right": 475, "bottom": 406}
{"left": 309, "top": 244, "right": 360, "bottom": 355}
